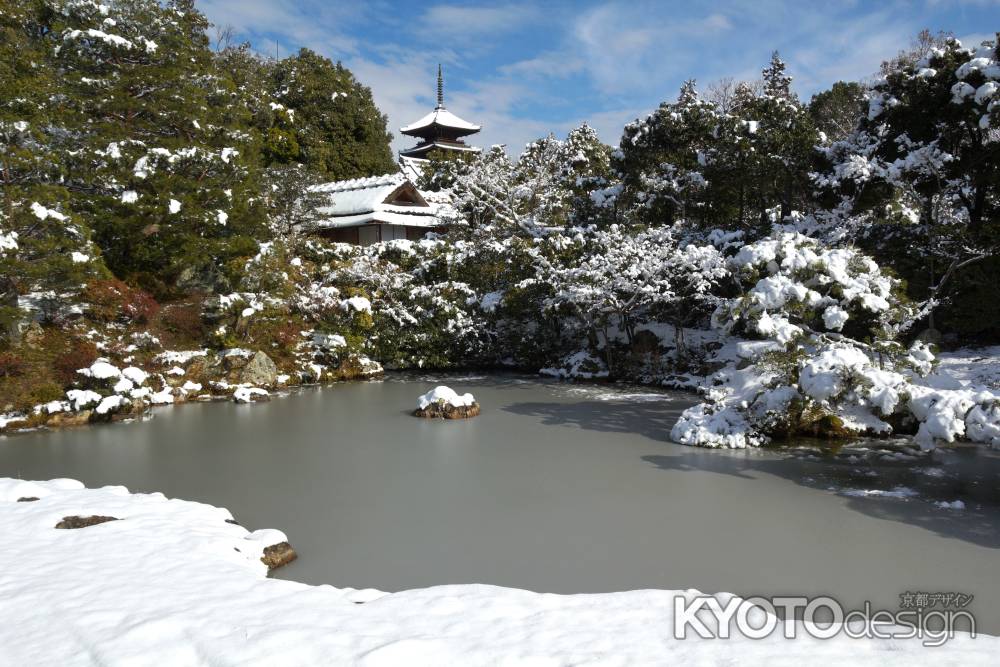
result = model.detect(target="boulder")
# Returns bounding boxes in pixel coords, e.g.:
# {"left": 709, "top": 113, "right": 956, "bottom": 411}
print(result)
{"left": 176, "top": 265, "right": 232, "bottom": 297}
{"left": 45, "top": 410, "right": 93, "bottom": 428}
{"left": 22, "top": 322, "right": 45, "bottom": 348}
{"left": 239, "top": 351, "right": 278, "bottom": 387}
{"left": 261, "top": 542, "right": 297, "bottom": 570}
{"left": 221, "top": 348, "right": 253, "bottom": 372}
{"left": 331, "top": 354, "right": 383, "bottom": 381}
{"left": 414, "top": 402, "right": 481, "bottom": 419}
{"left": 413, "top": 386, "right": 480, "bottom": 419}
{"left": 630, "top": 329, "right": 662, "bottom": 355}
{"left": 233, "top": 386, "right": 269, "bottom": 403}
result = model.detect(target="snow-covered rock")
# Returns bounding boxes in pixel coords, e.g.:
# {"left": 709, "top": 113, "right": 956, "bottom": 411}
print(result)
{"left": 414, "top": 386, "right": 479, "bottom": 419}
{"left": 417, "top": 386, "right": 476, "bottom": 410}
{"left": 340, "top": 296, "right": 372, "bottom": 314}
{"left": 233, "top": 386, "right": 269, "bottom": 403}
{"left": 78, "top": 360, "right": 121, "bottom": 380}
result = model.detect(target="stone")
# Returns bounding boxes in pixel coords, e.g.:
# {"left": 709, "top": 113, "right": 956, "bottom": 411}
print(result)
{"left": 630, "top": 329, "right": 661, "bottom": 355}
{"left": 261, "top": 542, "right": 297, "bottom": 570}
{"left": 331, "top": 354, "right": 384, "bottom": 381}
{"left": 46, "top": 410, "right": 93, "bottom": 428}
{"left": 55, "top": 515, "right": 118, "bottom": 529}
{"left": 413, "top": 402, "right": 481, "bottom": 420}
{"left": 239, "top": 351, "right": 278, "bottom": 387}
{"left": 221, "top": 349, "right": 252, "bottom": 372}
{"left": 176, "top": 266, "right": 232, "bottom": 297}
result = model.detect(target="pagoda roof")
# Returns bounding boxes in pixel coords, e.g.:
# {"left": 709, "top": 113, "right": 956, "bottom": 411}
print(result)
{"left": 400, "top": 106, "right": 481, "bottom": 136}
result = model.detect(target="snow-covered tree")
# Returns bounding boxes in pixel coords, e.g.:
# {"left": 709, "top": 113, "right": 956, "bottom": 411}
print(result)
{"left": 0, "top": 1, "right": 107, "bottom": 337}
{"left": 49, "top": 0, "right": 268, "bottom": 293}
{"left": 814, "top": 35, "right": 1000, "bottom": 334}
{"left": 673, "top": 232, "right": 924, "bottom": 447}
{"left": 542, "top": 226, "right": 725, "bottom": 372}
{"left": 616, "top": 81, "right": 716, "bottom": 228}
{"left": 425, "top": 127, "right": 611, "bottom": 236}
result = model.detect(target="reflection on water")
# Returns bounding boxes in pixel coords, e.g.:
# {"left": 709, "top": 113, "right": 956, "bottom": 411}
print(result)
{"left": 1, "top": 373, "right": 999, "bottom": 633}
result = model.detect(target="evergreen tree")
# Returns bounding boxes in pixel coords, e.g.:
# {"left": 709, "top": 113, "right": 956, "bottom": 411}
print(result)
{"left": 52, "top": 0, "right": 266, "bottom": 295}
{"left": 616, "top": 81, "right": 718, "bottom": 228}
{"left": 734, "top": 52, "right": 819, "bottom": 222}
{"left": 809, "top": 81, "right": 867, "bottom": 143}
{"left": 762, "top": 51, "right": 793, "bottom": 100}
{"left": 262, "top": 164, "right": 327, "bottom": 237}
{"left": 269, "top": 49, "right": 395, "bottom": 179}
{"left": 0, "top": 0, "right": 106, "bottom": 337}
{"left": 816, "top": 34, "right": 1000, "bottom": 336}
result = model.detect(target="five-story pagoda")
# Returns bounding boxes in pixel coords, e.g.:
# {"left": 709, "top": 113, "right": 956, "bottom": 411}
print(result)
{"left": 399, "top": 65, "right": 481, "bottom": 160}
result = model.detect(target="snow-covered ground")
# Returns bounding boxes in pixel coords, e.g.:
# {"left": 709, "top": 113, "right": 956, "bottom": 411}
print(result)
{"left": 1, "top": 478, "right": 995, "bottom": 665}
{"left": 927, "top": 346, "right": 1000, "bottom": 391}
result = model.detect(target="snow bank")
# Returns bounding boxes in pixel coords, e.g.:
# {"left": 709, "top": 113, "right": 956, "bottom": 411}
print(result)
{"left": 417, "top": 386, "right": 475, "bottom": 410}
{"left": 0, "top": 478, "right": 993, "bottom": 664}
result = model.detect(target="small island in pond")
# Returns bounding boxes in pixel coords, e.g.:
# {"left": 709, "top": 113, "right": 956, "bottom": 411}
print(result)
{"left": 414, "top": 386, "right": 480, "bottom": 419}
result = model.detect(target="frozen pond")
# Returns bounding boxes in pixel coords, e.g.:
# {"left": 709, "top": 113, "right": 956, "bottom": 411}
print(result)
{"left": 2, "top": 373, "right": 999, "bottom": 633}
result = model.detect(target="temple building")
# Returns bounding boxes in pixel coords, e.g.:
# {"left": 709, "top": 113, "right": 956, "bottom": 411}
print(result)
{"left": 299, "top": 66, "right": 474, "bottom": 246}
{"left": 305, "top": 174, "right": 447, "bottom": 245}
{"left": 399, "top": 65, "right": 481, "bottom": 162}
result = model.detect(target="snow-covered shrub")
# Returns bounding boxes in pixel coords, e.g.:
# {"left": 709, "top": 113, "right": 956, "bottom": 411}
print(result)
{"left": 673, "top": 232, "right": 923, "bottom": 447}
{"left": 541, "top": 225, "right": 726, "bottom": 374}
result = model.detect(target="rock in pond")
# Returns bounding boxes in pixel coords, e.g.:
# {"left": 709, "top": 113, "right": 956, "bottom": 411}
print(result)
{"left": 261, "top": 542, "right": 298, "bottom": 570}
{"left": 233, "top": 386, "right": 270, "bottom": 403}
{"left": 413, "top": 386, "right": 480, "bottom": 419}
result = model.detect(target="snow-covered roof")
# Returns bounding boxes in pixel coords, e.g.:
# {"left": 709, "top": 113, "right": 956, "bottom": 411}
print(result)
{"left": 311, "top": 210, "right": 442, "bottom": 230}
{"left": 400, "top": 107, "right": 481, "bottom": 135}
{"left": 307, "top": 174, "right": 444, "bottom": 230}
{"left": 311, "top": 174, "right": 410, "bottom": 216}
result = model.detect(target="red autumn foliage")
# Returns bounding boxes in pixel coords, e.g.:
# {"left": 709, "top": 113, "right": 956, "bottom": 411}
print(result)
{"left": 53, "top": 340, "right": 99, "bottom": 385}
{"left": 82, "top": 279, "right": 159, "bottom": 324}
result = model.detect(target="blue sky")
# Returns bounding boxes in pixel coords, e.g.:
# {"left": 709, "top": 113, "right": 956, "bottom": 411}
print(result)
{"left": 199, "top": 0, "right": 999, "bottom": 154}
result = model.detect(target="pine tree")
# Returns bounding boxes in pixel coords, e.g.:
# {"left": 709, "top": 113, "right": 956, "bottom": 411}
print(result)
{"left": 725, "top": 52, "right": 818, "bottom": 224}
{"left": 269, "top": 49, "right": 395, "bottom": 179}
{"left": 0, "top": 0, "right": 106, "bottom": 338}
{"left": 262, "top": 164, "right": 328, "bottom": 237}
{"left": 762, "top": 51, "right": 793, "bottom": 100}
{"left": 616, "top": 80, "right": 719, "bottom": 228}
{"left": 52, "top": 0, "right": 266, "bottom": 295}
{"left": 816, "top": 34, "right": 1000, "bottom": 336}
{"left": 809, "top": 81, "right": 867, "bottom": 143}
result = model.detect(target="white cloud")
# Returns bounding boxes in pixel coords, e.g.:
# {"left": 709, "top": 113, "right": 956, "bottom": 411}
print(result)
{"left": 418, "top": 4, "right": 540, "bottom": 39}
{"left": 198, "top": 0, "right": 363, "bottom": 56}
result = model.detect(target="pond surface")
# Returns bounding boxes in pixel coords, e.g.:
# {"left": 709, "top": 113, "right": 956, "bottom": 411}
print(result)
{"left": 2, "top": 373, "right": 999, "bottom": 633}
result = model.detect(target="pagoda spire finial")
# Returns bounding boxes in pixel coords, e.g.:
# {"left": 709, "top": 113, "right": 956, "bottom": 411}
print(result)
{"left": 436, "top": 64, "right": 444, "bottom": 108}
